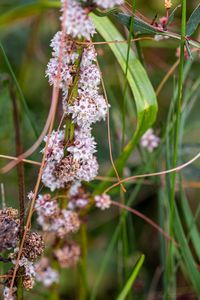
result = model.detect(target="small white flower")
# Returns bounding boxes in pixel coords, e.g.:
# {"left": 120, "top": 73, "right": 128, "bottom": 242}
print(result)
{"left": 35, "top": 257, "right": 59, "bottom": 287}
{"left": 27, "top": 191, "right": 34, "bottom": 200}
{"left": 95, "top": 194, "right": 111, "bottom": 210}
{"left": 77, "top": 156, "right": 99, "bottom": 182}
{"left": 3, "top": 287, "right": 17, "bottom": 300}
{"left": 140, "top": 128, "right": 160, "bottom": 152}
{"left": 67, "top": 128, "right": 97, "bottom": 160}
{"left": 93, "top": 0, "right": 124, "bottom": 9}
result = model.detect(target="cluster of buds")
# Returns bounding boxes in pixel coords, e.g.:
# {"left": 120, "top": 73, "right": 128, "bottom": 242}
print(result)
{"left": 35, "top": 194, "right": 80, "bottom": 237}
{"left": 140, "top": 128, "right": 160, "bottom": 152}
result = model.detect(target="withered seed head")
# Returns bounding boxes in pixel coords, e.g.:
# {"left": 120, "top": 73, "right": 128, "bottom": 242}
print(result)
{"left": 22, "top": 275, "right": 35, "bottom": 290}
{"left": 0, "top": 207, "right": 19, "bottom": 219}
{"left": 0, "top": 214, "right": 19, "bottom": 252}
{"left": 23, "top": 231, "right": 44, "bottom": 261}
{"left": 54, "top": 155, "right": 80, "bottom": 182}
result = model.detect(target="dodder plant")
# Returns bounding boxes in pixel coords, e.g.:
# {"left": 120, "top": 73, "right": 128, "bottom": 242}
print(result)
{"left": 0, "top": 0, "right": 200, "bottom": 299}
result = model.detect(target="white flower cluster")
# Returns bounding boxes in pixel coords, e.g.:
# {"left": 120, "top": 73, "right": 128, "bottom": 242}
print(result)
{"left": 95, "top": 193, "right": 111, "bottom": 210}
{"left": 62, "top": 0, "right": 96, "bottom": 40}
{"left": 11, "top": 255, "right": 36, "bottom": 290}
{"left": 35, "top": 194, "right": 80, "bottom": 237}
{"left": 64, "top": 46, "right": 107, "bottom": 127}
{"left": 3, "top": 287, "right": 16, "bottom": 300}
{"left": 44, "top": 0, "right": 115, "bottom": 192}
{"left": 35, "top": 257, "right": 59, "bottom": 287}
{"left": 41, "top": 128, "right": 99, "bottom": 191}
{"left": 67, "top": 185, "right": 89, "bottom": 210}
{"left": 19, "top": 256, "right": 36, "bottom": 278}
{"left": 140, "top": 128, "right": 160, "bottom": 152}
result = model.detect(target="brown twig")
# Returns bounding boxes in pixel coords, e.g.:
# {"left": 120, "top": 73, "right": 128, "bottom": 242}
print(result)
{"left": 104, "top": 150, "right": 200, "bottom": 194}
{"left": 75, "top": 36, "right": 154, "bottom": 45}
{"left": 0, "top": 154, "right": 41, "bottom": 166}
{"left": 111, "top": 201, "right": 178, "bottom": 246}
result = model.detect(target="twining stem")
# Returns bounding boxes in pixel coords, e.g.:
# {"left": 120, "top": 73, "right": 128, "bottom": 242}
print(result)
{"left": 165, "top": 0, "right": 187, "bottom": 299}
{"left": 10, "top": 85, "right": 25, "bottom": 300}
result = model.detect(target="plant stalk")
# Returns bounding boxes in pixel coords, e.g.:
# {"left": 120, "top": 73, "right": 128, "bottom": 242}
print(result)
{"left": 165, "top": 1, "right": 187, "bottom": 299}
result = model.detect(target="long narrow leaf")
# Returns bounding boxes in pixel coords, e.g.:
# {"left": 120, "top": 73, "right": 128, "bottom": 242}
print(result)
{"left": 186, "top": 4, "right": 200, "bottom": 36}
{"left": 116, "top": 254, "right": 145, "bottom": 300}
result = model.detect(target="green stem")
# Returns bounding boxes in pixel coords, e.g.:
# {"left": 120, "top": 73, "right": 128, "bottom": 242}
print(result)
{"left": 165, "top": 1, "right": 187, "bottom": 299}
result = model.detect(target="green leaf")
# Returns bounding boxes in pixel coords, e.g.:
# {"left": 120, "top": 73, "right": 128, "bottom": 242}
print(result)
{"left": 114, "top": 12, "right": 200, "bottom": 49}
{"left": 114, "top": 13, "right": 158, "bottom": 35}
{"left": 116, "top": 254, "right": 145, "bottom": 300}
{"left": 168, "top": 5, "right": 181, "bottom": 25}
{"left": 92, "top": 15, "right": 157, "bottom": 192}
{"left": 186, "top": 4, "right": 200, "bottom": 36}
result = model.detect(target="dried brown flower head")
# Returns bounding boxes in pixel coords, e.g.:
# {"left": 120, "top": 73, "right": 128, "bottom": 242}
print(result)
{"left": 0, "top": 208, "right": 19, "bottom": 252}
{"left": 22, "top": 275, "right": 35, "bottom": 290}
{"left": 54, "top": 155, "right": 80, "bottom": 183}
{"left": 22, "top": 231, "right": 44, "bottom": 261}
{"left": 0, "top": 207, "right": 19, "bottom": 219}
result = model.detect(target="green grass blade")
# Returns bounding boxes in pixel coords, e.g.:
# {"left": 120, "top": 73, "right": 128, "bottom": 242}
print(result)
{"left": 116, "top": 254, "right": 145, "bottom": 300}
